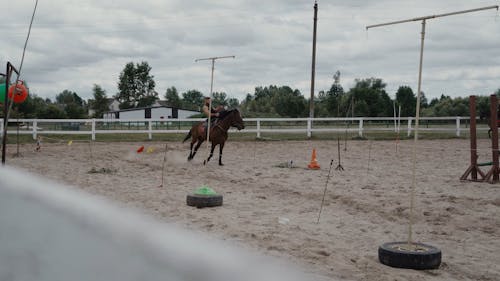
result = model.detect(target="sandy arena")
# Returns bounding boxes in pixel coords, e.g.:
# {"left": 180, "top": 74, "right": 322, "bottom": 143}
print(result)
{"left": 8, "top": 138, "right": 500, "bottom": 280}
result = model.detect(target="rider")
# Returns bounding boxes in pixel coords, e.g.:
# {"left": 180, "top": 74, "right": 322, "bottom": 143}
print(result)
{"left": 202, "top": 96, "right": 224, "bottom": 133}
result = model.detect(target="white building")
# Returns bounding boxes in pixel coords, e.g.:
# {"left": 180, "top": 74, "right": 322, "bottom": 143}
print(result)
{"left": 88, "top": 99, "right": 121, "bottom": 118}
{"left": 103, "top": 105, "right": 200, "bottom": 120}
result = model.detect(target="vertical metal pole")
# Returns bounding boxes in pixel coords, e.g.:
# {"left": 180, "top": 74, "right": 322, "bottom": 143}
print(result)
{"left": 309, "top": 1, "right": 318, "bottom": 119}
{"left": 256, "top": 119, "right": 261, "bottom": 139}
{"left": 358, "top": 118, "right": 363, "bottom": 137}
{"left": 148, "top": 120, "right": 152, "bottom": 140}
{"left": 489, "top": 95, "right": 499, "bottom": 182}
{"left": 206, "top": 59, "right": 215, "bottom": 153}
{"left": 2, "top": 64, "right": 10, "bottom": 165}
{"left": 408, "top": 19, "right": 426, "bottom": 246}
{"left": 393, "top": 102, "right": 397, "bottom": 132}
{"left": 91, "top": 119, "right": 96, "bottom": 141}
{"left": 469, "top": 96, "right": 478, "bottom": 180}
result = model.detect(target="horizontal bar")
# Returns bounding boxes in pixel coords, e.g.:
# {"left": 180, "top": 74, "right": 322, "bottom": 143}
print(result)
{"left": 366, "top": 5, "right": 498, "bottom": 29}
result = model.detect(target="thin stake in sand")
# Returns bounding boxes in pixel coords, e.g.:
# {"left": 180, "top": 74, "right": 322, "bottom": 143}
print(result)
{"left": 317, "top": 159, "right": 334, "bottom": 223}
{"left": 159, "top": 143, "right": 168, "bottom": 188}
{"left": 89, "top": 139, "right": 94, "bottom": 171}
{"left": 367, "top": 140, "right": 372, "bottom": 175}
{"left": 336, "top": 137, "right": 344, "bottom": 171}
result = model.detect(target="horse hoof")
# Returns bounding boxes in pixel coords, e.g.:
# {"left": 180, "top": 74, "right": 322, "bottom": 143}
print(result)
{"left": 203, "top": 160, "right": 207, "bottom": 165}
{"left": 219, "top": 163, "right": 224, "bottom": 166}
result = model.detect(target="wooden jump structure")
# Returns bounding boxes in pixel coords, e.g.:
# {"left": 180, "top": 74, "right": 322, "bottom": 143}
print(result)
{"left": 461, "top": 95, "right": 500, "bottom": 183}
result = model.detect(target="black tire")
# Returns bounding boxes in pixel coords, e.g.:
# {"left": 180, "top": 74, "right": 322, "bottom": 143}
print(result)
{"left": 186, "top": 194, "right": 223, "bottom": 208}
{"left": 379, "top": 241, "right": 441, "bottom": 270}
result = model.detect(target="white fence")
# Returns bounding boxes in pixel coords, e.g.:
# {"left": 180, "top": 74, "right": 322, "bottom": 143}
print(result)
{"left": 0, "top": 116, "right": 476, "bottom": 140}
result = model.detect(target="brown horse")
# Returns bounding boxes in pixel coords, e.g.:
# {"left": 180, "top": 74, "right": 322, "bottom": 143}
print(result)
{"left": 182, "top": 109, "right": 245, "bottom": 165}
{"left": 488, "top": 119, "right": 500, "bottom": 138}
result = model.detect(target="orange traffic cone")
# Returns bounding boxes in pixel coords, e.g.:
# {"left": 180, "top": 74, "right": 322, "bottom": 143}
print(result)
{"left": 308, "top": 148, "right": 320, "bottom": 169}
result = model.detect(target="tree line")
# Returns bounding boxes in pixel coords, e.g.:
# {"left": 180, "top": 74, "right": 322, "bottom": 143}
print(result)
{"left": 2, "top": 62, "right": 499, "bottom": 119}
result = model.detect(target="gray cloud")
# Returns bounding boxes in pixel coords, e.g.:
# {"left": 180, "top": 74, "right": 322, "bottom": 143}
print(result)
{"left": 2, "top": 0, "right": 499, "bottom": 103}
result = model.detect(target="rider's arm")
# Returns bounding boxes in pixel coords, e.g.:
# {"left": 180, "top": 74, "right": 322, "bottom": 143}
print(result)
{"left": 203, "top": 105, "right": 219, "bottom": 117}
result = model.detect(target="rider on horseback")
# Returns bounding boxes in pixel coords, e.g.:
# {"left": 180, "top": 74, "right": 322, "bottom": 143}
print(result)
{"left": 202, "top": 96, "right": 224, "bottom": 134}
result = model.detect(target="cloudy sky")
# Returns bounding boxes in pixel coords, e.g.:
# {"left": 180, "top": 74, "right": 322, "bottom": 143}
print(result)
{"left": 2, "top": 0, "right": 499, "bottom": 103}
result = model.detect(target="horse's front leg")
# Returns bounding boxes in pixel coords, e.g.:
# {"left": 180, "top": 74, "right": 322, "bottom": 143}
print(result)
{"left": 204, "top": 143, "right": 216, "bottom": 165}
{"left": 218, "top": 142, "right": 225, "bottom": 166}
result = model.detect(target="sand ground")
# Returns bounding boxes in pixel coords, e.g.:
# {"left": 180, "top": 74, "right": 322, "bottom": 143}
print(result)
{"left": 7, "top": 138, "right": 500, "bottom": 280}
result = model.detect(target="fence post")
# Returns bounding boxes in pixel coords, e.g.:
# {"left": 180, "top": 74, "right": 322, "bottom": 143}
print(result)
{"left": 358, "top": 118, "right": 363, "bottom": 137}
{"left": 148, "top": 120, "right": 152, "bottom": 140}
{"left": 407, "top": 117, "right": 413, "bottom": 137}
{"left": 33, "top": 120, "right": 38, "bottom": 140}
{"left": 0, "top": 119, "right": 3, "bottom": 138}
{"left": 256, "top": 119, "right": 261, "bottom": 138}
{"left": 92, "top": 119, "right": 96, "bottom": 141}
{"left": 456, "top": 117, "right": 461, "bottom": 137}
{"left": 307, "top": 118, "right": 312, "bottom": 138}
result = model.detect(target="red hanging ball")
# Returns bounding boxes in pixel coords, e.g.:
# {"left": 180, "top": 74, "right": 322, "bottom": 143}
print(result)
{"left": 8, "top": 81, "right": 29, "bottom": 104}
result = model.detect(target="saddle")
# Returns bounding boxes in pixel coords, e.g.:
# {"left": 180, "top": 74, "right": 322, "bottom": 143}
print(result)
{"left": 198, "top": 120, "right": 219, "bottom": 136}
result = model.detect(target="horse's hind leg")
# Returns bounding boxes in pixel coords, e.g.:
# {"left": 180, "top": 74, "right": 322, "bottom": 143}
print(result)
{"left": 190, "top": 140, "right": 203, "bottom": 160}
{"left": 218, "top": 142, "right": 225, "bottom": 166}
{"left": 187, "top": 141, "right": 195, "bottom": 160}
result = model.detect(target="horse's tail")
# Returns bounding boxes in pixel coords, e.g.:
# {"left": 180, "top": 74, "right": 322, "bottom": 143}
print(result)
{"left": 182, "top": 130, "right": 192, "bottom": 143}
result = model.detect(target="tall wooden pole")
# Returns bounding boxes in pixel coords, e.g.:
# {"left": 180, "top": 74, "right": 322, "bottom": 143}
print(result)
{"left": 486, "top": 94, "right": 500, "bottom": 183}
{"left": 309, "top": 1, "right": 318, "bottom": 119}
{"left": 460, "top": 95, "right": 486, "bottom": 181}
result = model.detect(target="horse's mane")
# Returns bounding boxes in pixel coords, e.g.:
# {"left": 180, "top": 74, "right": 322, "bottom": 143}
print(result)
{"left": 218, "top": 109, "right": 238, "bottom": 120}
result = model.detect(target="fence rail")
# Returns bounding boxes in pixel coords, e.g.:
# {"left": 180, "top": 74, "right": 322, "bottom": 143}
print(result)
{"left": 0, "top": 116, "right": 479, "bottom": 140}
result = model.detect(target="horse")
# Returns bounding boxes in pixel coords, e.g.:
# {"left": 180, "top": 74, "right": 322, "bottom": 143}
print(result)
{"left": 182, "top": 109, "right": 245, "bottom": 166}
{"left": 488, "top": 119, "right": 500, "bottom": 138}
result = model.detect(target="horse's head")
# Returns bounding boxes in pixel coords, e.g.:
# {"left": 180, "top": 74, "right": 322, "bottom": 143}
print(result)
{"left": 228, "top": 109, "right": 245, "bottom": 130}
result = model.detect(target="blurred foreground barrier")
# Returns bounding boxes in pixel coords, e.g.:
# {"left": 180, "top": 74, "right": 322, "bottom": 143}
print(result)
{"left": 0, "top": 167, "right": 318, "bottom": 281}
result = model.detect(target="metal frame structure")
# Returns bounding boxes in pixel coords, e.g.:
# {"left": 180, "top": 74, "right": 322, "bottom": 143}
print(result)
{"left": 194, "top": 55, "right": 235, "bottom": 155}
{"left": 460, "top": 95, "right": 500, "bottom": 183}
{"left": 366, "top": 4, "right": 499, "bottom": 246}
{"left": 2, "top": 62, "right": 20, "bottom": 165}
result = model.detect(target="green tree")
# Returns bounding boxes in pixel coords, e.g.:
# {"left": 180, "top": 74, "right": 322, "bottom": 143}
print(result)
{"left": 212, "top": 92, "right": 228, "bottom": 107}
{"left": 348, "top": 78, "right": 392, "bottom": 117}
{"left": 90, "top": 84, "right": 109, "bottom": 118}
{"left": 164, "top": 86, "right": 182, "bottom": 108}
{"left": 395, "top": 86, "right": 416, "bottom": 117}
{"left": 117, "top": 61, "right": 157, "bottom": 109}
{"left": 227, "top": 97, "right": 239, "bottom": 108}
{"left": 477, "top": 95, "right": 491, "bottom": 119}
{"left": 240, "top": 85, "right": 305, "bottom": 117}
{"left": 182, "top": 90, "right": 204, "bottom": 110}
{"left": 322, "top": 70, "right": 345, "bottom": 116}
{"left": 272, "top": 86, "right": 306, "bottom": 117}
{"left": 15, "top": 94, "right": 48, "bottom": 118}
{"left": 55, "top": 90, "right": 86, "bottom": 118}
{"left": 40, "top": 104, "right": 67, "bottom": 119}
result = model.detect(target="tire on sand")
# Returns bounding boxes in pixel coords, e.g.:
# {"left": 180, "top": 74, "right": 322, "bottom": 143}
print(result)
{"left": 379, "top": 241, "right": 441, "bottom": 270}
{"left": 186, "top": 194, "right": 223, "bottom": 208}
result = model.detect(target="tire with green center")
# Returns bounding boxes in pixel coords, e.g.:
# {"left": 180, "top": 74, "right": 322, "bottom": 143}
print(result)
{"left": 379, "top": 241, "right": 441, "bottom": 270}
{"left": 186, "top": 194, "right": 223, "bottom": 208}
